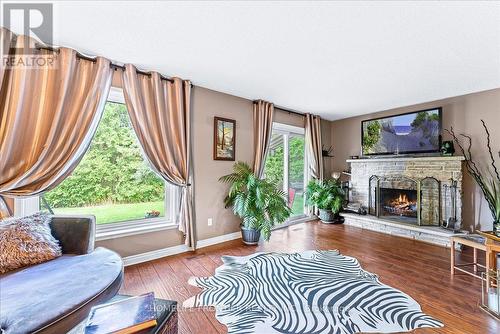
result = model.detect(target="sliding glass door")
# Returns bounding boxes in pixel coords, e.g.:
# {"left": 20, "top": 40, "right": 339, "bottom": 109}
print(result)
{"left": 264, "top": 123, "right": 306, "bottom": 219}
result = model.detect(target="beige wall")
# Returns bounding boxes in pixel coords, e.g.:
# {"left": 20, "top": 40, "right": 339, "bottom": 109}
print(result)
{"left": 97, "top": 86, "right": 326, "bottom": 257}
{"left": 192, "top": 87, "right": 253, "bottom": 240}
{"left": 330, "top": 88, "right": 500, "bottom": 231}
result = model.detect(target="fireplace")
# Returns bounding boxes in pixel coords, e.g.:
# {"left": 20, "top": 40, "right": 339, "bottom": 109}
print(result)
{"left": 379, "top": 188, "right": 418, "bottom": 224}
{"left": 368, "top": 174, "right": 441, "bottom": 226}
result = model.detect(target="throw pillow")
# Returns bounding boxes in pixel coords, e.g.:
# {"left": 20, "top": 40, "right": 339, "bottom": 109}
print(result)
{"left": 0, "top": 212, "right": 62, "bottom": 274}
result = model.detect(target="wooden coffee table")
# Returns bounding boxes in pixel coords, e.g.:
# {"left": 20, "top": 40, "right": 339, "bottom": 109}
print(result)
{"left": 68, "top": 295, "right": 177, "bottom": 334}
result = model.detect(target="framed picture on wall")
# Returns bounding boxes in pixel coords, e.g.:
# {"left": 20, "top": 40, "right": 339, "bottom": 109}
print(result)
{"left": 213, "top": 117, "right": 236, "bottom": 161}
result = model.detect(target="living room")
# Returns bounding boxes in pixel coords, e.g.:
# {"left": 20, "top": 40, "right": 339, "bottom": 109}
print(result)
{"left": 1, "top": 1, "right": 499, "bottom": 334}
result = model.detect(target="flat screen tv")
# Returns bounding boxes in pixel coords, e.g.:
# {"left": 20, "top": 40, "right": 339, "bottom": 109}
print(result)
{"left": 361, "top": 107, "right": 442, "bottom": 156}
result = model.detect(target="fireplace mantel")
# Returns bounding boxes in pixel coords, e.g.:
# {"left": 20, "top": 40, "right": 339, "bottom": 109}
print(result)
{"left": 347, "top": 156, "right": 465, "bottom": 163}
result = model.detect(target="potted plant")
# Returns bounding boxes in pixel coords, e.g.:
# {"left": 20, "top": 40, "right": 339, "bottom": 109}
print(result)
{"left": 447, "top": 120, "right": 500, "bottom": 235}
{"left": 219, "top": 162, "right": 292, "bottom": 245}
{"left": 305, "top": 179, "right": 345, "bottom": 223}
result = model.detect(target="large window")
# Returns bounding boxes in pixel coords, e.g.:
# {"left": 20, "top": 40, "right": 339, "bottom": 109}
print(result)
{"left": 264, "top": 123, "right": 306, "bottom": 218}
{"left": 40, "top": 88, "right": 177, "bottom": 227}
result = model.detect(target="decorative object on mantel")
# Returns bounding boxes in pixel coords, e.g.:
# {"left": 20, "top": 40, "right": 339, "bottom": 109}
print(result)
{"left": 440, "top": 140, "right": 455, "bottom": 156}
{"left": 214, "top": 117, "right": 236, "bottom": 161}
{"left": 446, "top": 120, "right": 500, "bottom": 235}
{"left": 184, "top": 250, "right": 443, "bottom": 333}
{"left": 350, "top": 155, "right": 359, "bottom": 159}
{"left": 305, "top": 179, "right": 345, "bottom": 223}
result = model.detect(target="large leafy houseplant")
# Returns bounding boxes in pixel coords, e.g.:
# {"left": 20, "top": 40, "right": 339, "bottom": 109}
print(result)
{"left": 446, "top": 120, "right": 500, "bottom": 234}
{"left": 305, "top": 179, "right": 345, "bottom": 222}
{"left": 219, "top": 162, "right": 291, "bottom": 242}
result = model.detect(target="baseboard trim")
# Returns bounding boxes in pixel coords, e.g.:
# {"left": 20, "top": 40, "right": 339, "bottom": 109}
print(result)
{"left": 122, "top": 231, "right": 242, "bottom": 266}
{"left": 196, "top": 231, "right": 241, "bottom": 249}
{"left": 123, "top": 244, "right": 191, "bottom": 266}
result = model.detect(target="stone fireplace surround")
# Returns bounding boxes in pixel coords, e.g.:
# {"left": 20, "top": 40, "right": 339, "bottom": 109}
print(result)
{"left": 344, "top": 156, "right": 465, "bottom": 247}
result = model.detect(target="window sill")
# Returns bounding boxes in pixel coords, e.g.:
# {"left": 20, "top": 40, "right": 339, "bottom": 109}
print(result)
{"left": 95, "top": 218, "right": 178, "bottom": 241}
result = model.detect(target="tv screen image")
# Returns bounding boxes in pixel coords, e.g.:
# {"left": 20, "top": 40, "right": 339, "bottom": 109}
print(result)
{"left": 361, "top": 108, "right": 442, "bottom": 155}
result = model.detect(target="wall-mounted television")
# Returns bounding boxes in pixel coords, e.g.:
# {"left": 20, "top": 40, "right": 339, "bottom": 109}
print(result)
{"left": 361, "top": 107, "right": 442, "bottom": 156}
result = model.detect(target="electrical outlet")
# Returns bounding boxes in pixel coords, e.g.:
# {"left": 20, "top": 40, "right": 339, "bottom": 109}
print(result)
{"left": 208, "top": 218, "right": 213, "bottom": 226}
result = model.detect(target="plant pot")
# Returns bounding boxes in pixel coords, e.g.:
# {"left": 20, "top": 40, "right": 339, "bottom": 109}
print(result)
{"left": 319, "top": 209, "right": 344, "bottom": 224}
{"left": 494, "top": 220, "right": 500, "bottom": 237}
{"left": 241, "top": 227, "right": 260, "bottom": 245}
{"left": 319, "top": 209, "right": 335, "bottom": 222}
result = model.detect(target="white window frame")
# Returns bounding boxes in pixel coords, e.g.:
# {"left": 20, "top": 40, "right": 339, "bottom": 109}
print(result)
{"left": 14, "top": 87, "right": 179, "bottom": 240}
{"left": 268, "top": 122, "right": 308, "bottom": 222}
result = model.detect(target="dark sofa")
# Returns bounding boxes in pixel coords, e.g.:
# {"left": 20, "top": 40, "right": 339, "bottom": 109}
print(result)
{"left": 0, "top": 216, "right": 123, "bottom": 334}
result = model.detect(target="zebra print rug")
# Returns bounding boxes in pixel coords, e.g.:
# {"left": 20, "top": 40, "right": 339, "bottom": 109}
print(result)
{"left": 184, "top": 250, "right": 443, "bottom": 334}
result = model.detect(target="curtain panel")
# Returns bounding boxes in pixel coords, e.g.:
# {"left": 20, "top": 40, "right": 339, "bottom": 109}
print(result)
{"left": 305, "top": 113, "right": 323, "bottom": 181}
{"left": 0, "top": 31, "right": 112, "bottom": 217}
{"left": 0, "top": 28, "right": 15, "bottom": 89}
{"left": 252, "top": 100, "right": 274, "bottom": 178}
{"left": 121, "top": 65, "right": 195, "bottom": 248}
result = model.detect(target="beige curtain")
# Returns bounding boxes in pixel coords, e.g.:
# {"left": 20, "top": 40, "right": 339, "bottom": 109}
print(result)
{"left": 252, "top": 100, "right": 274, "bottom": 178}
{"left": 0, "top": 32, "right": 112, "bottom": 217}
{"left": 305, "top": 113, "right": 324, "bottom": 181}
{"left": 121, "top": 65, "right": 195, "bottom": 248}
{"left": 0, "top": 28, "right": 14, "bottom": 87}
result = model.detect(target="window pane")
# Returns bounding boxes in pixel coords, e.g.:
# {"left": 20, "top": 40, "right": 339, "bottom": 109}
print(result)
{"left": 42, "top": 101, "right": 166, "bottom": 224}
{"left": 263, "top": 126, "right": 306, "bottom": 219}
{"left": 289, "top": 134, "right": 305, "bottom": 216}
{"left": 264, "top": 133, "right": 284, "bottom": 191}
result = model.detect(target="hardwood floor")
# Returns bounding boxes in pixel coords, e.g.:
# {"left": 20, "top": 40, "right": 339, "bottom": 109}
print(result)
{"left": 121, "top": 221, "right": 499, "bottom": 333}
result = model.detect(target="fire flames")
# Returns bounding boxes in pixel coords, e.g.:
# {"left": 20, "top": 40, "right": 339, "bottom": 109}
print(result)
{"left": 385, "top": 193, "right": 417, "bottom": 216}
{"left": 395, "top": 193, "right": 410, "bottom": 205}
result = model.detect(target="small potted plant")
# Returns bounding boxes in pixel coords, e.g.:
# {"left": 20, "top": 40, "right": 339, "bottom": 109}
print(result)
{"left": 305, "top": 179, "right": 345, "bottom": 223}
{"left": 219, "top": 162, "right": 292, "bottom": 245}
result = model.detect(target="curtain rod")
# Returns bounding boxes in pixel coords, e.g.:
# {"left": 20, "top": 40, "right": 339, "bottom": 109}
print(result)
{"left": 34, "top": 43, "right": 192, "bottom": 86}
{"left": 253, "top": 101, "right": 305, "bottom": 117}
{"left": 275, "top": 106, "right": 305, "bottom": 117}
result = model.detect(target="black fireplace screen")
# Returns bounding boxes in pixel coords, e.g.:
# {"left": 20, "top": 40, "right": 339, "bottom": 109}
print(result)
{"left": 368, "top": 175, "right": 441, "bottom": 226}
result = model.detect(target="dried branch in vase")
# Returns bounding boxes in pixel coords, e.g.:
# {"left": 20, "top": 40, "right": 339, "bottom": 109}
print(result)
{"left": 445, "top": 120, "right": 500, "bottom": 234}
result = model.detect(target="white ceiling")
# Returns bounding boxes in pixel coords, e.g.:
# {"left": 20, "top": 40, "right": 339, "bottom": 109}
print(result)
{"left": 8, "top": 1, "right": 500, "bottom": 120}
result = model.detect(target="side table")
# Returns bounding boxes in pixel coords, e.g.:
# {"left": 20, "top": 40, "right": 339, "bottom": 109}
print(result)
{"left": 68, "top": 295, "right": 177, "bottom": 334}
{"left": 450, "top": 234, "right": 487, "bottom": 279}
